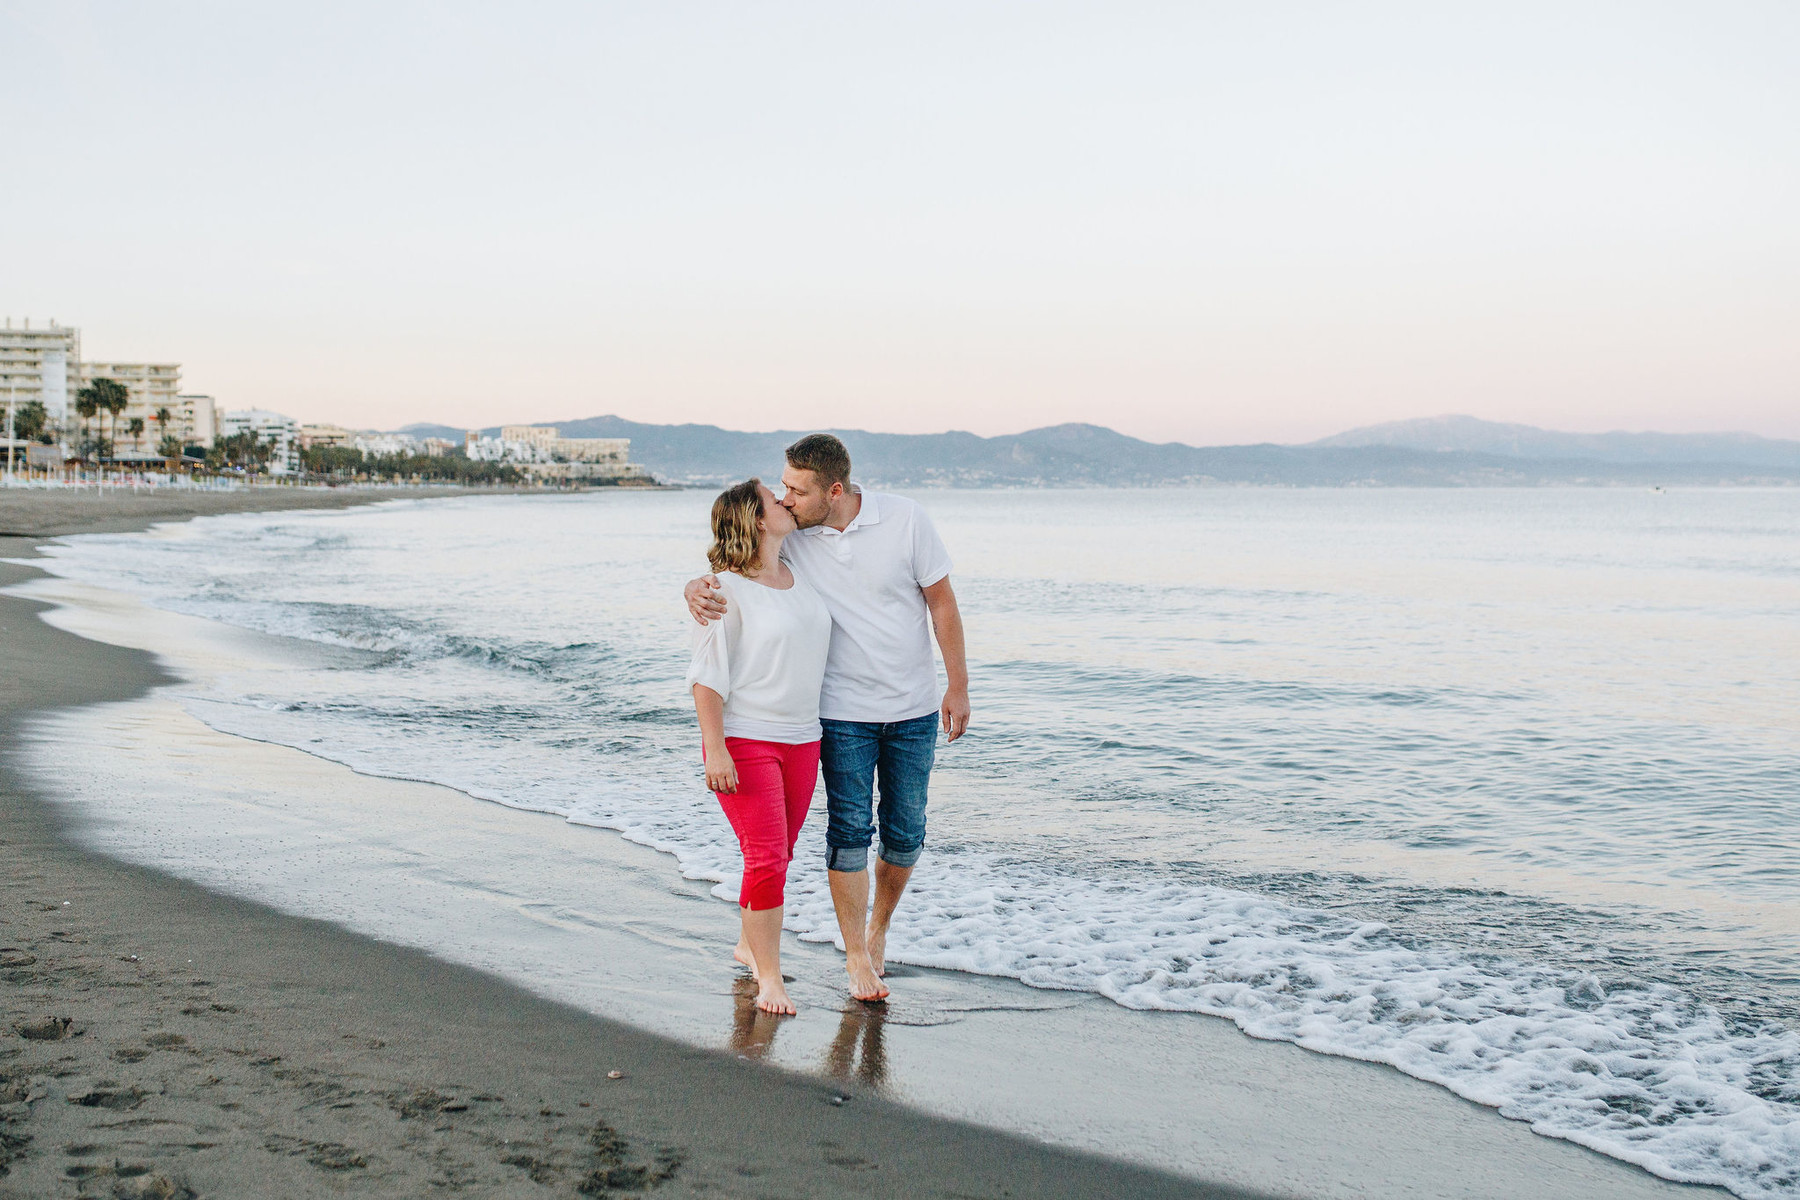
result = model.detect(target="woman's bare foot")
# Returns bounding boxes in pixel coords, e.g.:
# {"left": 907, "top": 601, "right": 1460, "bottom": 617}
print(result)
{"left": 845, "top": 951, "right": 890, "bottom": 1001}
{"left": 756, "top": 980, "right": 798, "bottom": 1015}
{"left": 734, "top": 937, "right": 759, "bottom": 979}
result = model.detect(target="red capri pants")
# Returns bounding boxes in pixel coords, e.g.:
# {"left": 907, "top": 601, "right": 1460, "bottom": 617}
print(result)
{"left": 710, "top": 738, "right": 820, "bottom": 911}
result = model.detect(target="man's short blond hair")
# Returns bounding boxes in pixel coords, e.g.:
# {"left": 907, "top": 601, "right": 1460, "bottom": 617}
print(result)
{"left": 785, "top": 433, "right": 851, "bottom": 490}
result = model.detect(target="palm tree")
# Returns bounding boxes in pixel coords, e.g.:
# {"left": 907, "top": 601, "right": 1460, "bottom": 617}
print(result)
{"left": 127, "top": 416, "right": 145, "bottom": 453}
{"left": 103, "top": 386, "right": 128, "bottom": 451}
{"left": 13, "top": 399, "right": 47, "bottom": 444}
{"left": 74, "top": 391, "right": 98, "bottom": 450}
{"left": 76, "top": 379, "right": 129, "bottom": 462}
{"left": 152, "top": 406, "right": 179, "bottom": 469}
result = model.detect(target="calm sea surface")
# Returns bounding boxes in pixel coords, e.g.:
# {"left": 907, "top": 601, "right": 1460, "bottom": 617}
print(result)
{"left": 34, "top": 487, "right": 1800, "bottom": 1196}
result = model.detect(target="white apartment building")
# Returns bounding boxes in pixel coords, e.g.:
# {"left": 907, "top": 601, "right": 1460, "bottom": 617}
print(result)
{"left": 69, "top": 360, "right": 194, "bottom": 455}
{"left": 109, "top": 393, "right": 216, "bottom": 454}
{"left": 299, "top": 424, "right": 351, "bottom": 449}
{"left": 174, "top": 394, "right": 217, "bottom": 447}
{"left": 0, "top": 318, "right": 80, "bottom": 424}
{"left": 497, "top": 425, "right": 631, "bottom": 464}
{"left": 467, "top": 432, "right": 553, "bottom": 463}
{"left": 1, "top": 320, "right": 214, "bottom": 456}
{"left": 351, "top": 432, "right": 421, "bottom": 458}
{"left": 74, "top": 360, "right": 183, "bottom": 417}
{"left": 498, "top": 424, "right": 559, "bottom": 450}
{"left": 220, "top": 409, "right": 300, "bottom": 474}
{"left": 470, "top": 425, "right": 646, "bottom": 481}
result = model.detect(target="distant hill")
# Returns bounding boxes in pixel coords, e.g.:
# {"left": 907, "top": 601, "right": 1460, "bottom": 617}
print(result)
{"left": 383, "top": 416, "right": 1800, "bottom": 487}
{"left": 434, "top": 415, "right": 1800, "bottom": 487}
{"left": 396, "top": 422, "right": 469, "bottom": 442}
{"left": 1310, "top": 415, "right": 1800, "bottom": 470}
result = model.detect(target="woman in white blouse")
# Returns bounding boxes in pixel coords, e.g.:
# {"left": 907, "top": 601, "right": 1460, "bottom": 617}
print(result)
{"left": 686, "top": 479, "right": 832, "bottom": 1015}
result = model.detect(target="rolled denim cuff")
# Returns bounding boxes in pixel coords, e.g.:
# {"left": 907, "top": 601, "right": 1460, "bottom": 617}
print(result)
{"left": 878, "top": 842, "right": 923, "bottom": 868}
{"left": 826, "top": 844, "right": 869, "bottom": 873}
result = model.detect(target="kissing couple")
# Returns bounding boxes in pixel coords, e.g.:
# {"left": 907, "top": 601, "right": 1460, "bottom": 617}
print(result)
{"left": 683, "top": 434, "right": 969, "bottom": 1015}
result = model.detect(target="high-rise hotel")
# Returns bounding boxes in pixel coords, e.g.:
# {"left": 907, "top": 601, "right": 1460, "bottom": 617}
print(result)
{"left": 1, "top": 317, "right": 215, "bottom": 447}
{"left": 1, "top": 317, "right": 79, "bottom": 423}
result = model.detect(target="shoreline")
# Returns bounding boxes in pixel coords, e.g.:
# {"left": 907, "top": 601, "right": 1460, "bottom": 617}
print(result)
{"left": 0, "top": 489, "right": 1735, "bottom": 1198}
{"left": 0, "top": 491, "right": 1240, "bottom": 1199}
{"left": 0, "top": 484, "right": 686, "bottom": 540}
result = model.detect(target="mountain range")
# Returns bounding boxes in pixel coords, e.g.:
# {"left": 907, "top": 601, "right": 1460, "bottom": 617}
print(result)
{"left": 394, "top": 415, "right": 1800, "bottom": 487}
{"left": 1310, "top": 415, "right": 1800, "bottom": 469}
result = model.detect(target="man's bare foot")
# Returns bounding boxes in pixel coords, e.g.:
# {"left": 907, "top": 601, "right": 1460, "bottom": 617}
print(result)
{"left": 866, "top": 925, "right": 888, "bottom": 977}
{"left": 846, "top": 952, "right": 890, "bottom": 1001}
{"left": 756, "top": 981, "right": 798, "bottom": 1015}
{"left": 734, "top": 938, "right": 759, "bottom": 979}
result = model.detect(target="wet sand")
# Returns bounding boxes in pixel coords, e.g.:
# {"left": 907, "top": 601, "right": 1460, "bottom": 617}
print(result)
{"left": 0, "top": 492, "right": 1240, "bottom": 1200}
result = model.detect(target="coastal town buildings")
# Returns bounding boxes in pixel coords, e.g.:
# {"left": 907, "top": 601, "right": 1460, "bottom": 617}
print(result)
{"left": 73, "top": 360, "right": 183, "bottom": 425}
{"left": 1, "top": 318, "right": 80, "bottom": 423}
{"left": 304, "top": 427, "right": 457, "bottom": 460}
{"left": 351, "top": 432, "right": 416, "bottom": 458}
{"left": 5, "top": 322, "right": 645, "bottom": 483}
{"left": 220, "top": 409, "right": 300, "bottom": 474}
{"left": 497, "top": 424, "right": 633, "bottom": 466}
{"left": 67, "top": 363, "right": 215, "bottom": 458}
{"left": 468, "top": 430, "right": 551, "bottom": 463}
{"left": 299, "top": 423, "right": 351, "bottom": 450}
{"left": 468, "top": 426, "right": 645, "bottom": 481}
{"left": 101, "top": 392, "right": 216, "bottom": 456}
{"left": 497, "top": 424, "right": 559, "bottom": 452}
{"left": 173, "top": 394, "right": 218, "bottom": 446}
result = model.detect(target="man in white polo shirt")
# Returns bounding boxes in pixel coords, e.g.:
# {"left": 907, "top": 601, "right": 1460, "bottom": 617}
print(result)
{"left": 685, "top": 434, "right": 969, "bottom": 1002}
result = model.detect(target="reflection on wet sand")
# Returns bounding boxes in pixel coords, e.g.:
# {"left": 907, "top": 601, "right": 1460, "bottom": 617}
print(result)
{"left": 725, "top": 977, "right": 891, "bottom": 1091}
{"left": 823, "top": 1001, "right": 889, "bottom": 1090}
{"left": 728, "top": 976, "right": 788, "bottom": 1060}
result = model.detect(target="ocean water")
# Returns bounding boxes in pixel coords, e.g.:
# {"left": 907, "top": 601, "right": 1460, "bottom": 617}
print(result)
{"left": 28, "top": 487, "right": 1800, "bottom": 1197}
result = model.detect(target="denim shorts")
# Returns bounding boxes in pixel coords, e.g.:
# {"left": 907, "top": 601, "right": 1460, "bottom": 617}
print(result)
{"left": 820, "top": 711, "right": 938, "bottom": 873}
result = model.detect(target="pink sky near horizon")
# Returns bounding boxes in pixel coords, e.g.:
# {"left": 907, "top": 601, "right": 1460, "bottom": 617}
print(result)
{"left": 4, "top": 2, "right": 1796, "bottom": 443}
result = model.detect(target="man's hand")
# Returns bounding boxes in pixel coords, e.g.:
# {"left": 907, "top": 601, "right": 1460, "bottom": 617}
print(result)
{"left": 941, "top": 686, "right": 970, "bottom": 743}
{"left": 685, "top": 574, "right": 727, "bottom": 625}
{"left": 922, "top": 577, "right": 970, "bottom": 743}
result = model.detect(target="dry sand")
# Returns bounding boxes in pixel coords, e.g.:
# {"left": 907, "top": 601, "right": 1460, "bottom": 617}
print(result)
{"left": 0, "top": 489, "right": 1247, "bottom": 1200}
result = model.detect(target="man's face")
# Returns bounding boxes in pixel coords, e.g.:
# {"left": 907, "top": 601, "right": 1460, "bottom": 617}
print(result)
{"left": 780, "top": 466, "right": 835, "bottom": 529}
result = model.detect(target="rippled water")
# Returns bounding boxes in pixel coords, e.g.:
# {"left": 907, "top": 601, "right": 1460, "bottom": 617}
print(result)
{"left": 31, "top": 487, "right": 1800, "bottom": 1196}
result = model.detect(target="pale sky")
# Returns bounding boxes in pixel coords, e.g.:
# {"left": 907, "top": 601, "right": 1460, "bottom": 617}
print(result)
{"left": 4, "top": 2, "right": 1796, "bottom": 442}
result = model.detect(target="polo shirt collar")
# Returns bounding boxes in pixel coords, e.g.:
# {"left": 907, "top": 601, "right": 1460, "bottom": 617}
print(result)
{"left": 845, "top": 485, "right": 880, "bottom": 530}
{"left": 802, "top": 484, "right": 879, "bottom": 536}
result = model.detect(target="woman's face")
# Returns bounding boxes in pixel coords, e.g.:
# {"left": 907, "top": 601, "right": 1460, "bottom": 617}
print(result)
{"left": 757, "top": 482, "right": 796, "bottom": 535}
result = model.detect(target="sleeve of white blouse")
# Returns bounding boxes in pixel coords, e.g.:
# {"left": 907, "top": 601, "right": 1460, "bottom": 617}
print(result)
{"left": 684, "top": 586, "right": 734, "bottom": 702}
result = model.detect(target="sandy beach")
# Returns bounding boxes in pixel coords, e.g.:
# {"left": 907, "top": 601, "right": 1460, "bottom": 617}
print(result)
{"left": 0, "top": 490, "right": 1242, "bottom": 1200}
{"left": 0, "top": 488, "right": 1739, "bottom": 1199}
{"left": 0, "top": 485, "right": 509, "bottom": 539}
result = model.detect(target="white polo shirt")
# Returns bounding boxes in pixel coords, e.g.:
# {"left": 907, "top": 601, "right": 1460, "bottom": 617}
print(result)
{"left": 779, "top": 488, "right": 953, "bottom": 723}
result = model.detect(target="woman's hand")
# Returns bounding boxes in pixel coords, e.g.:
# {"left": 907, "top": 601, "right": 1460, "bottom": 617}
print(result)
{"left": 704, "top": 742, "right": 739, "bottom": 794}
{"left": 692, "top": 686, "right": 734, "bottom": 792}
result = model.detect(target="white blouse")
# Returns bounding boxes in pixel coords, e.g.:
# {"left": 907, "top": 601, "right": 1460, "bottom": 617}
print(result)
{"left": 684, "top": 568, "right": 833, "bottom": 744}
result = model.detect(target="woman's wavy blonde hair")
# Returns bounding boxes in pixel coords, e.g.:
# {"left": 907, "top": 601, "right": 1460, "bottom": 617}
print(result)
{"left": 707, "top": 478, "right": 765, "bottom": 574}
